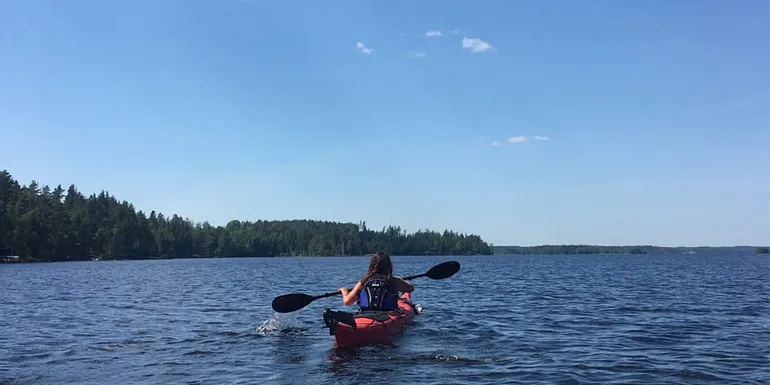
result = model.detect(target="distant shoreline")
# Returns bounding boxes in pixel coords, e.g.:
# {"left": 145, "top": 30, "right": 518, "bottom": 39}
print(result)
{"left": 0, "top": 252, "right": 489, "bottom": 264}
{"left": 492, "top": 245, "right": 769, "bottom": 255}
{"left": 3, "top": 247, "right": 768, "bottom": 264}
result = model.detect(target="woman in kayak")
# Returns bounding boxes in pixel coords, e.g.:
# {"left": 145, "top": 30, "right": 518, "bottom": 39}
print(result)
{"left": 340, "top": 251, "right": 414, "bottom": 311}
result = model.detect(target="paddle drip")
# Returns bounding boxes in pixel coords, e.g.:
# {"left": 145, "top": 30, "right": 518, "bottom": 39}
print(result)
{"left": 256, "top": 311, "right": 300, "bottom": 335}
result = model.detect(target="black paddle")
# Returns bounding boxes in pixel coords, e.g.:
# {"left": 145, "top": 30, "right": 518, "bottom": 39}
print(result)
{"left": 271, "top": 260, "right": 461, "bottom": 313}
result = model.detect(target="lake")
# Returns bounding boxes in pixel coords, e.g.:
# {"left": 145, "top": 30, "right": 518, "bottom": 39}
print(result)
{"left": 1, "top": 254, "right": 768, "bottom": 384}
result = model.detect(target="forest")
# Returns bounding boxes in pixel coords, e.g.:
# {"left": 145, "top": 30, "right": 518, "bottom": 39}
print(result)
{"left": 0, "top": 170, "right": 493, "bottom": 261}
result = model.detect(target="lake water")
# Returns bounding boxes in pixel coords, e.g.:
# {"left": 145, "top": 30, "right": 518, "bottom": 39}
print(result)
{"left": 1, "top": 254, "right": 769, "bottom": 384}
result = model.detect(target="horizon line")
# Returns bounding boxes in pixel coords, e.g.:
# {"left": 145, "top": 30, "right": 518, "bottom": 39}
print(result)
{"left": 492, "top": 244, "right": 767, "bottom": 248}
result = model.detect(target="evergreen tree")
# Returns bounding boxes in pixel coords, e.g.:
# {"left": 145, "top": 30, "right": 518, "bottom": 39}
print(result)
{"left": 0, "top": 170, "right": 493, "bottom": 261}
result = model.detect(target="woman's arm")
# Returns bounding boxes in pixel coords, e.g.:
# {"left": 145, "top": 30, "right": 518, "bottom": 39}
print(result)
{"left": 393, "top": 276, "right": 415, "bottom": 293}
{"left": 340, "top": 280, "right": 363, "bottom": 306}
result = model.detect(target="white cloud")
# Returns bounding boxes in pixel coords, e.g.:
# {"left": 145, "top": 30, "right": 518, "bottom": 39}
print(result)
{"left": 426, "top": 30, "right": 443, "bottom": 37}
{"left": 452, "top": 30, "right": 460, "bottom": 35}
{"left": 409, "top": 51, "right": 427, "bottom": 58}
{"left": 507, "top": 136, "right": 527, "bottom": 143}
{"left": 491, "top": 141, "right": 501, "bottom": 146}
{"left": 533, "top": 136, "right": 550, "bottom": 140}
{"left": 462, "top": 37, "right": 494, "bottom": 53}
{"left": 356, "top": 42, "right": 373, "bottom": 54}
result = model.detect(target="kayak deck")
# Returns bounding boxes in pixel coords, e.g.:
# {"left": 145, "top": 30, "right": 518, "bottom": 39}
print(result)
{"left": 323, "top": 292, "right": 419, "bottom": 348}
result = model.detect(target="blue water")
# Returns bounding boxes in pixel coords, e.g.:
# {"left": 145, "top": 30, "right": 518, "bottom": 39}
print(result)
{"left": 1, "top": 254, "right": 768, "bottom": 384}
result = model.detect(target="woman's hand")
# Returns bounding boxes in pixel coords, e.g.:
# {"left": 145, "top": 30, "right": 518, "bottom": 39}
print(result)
{"left": 339, "top": 287, "right": 349, "bottom": 296}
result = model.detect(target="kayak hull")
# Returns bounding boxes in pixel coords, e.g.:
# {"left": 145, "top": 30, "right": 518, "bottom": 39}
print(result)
{"left": 323, "top": 292, "right": 418, "bottom": 348}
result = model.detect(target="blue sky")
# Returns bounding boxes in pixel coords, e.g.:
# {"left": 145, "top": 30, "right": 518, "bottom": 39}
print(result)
{"left": 1, "top": 0, "right": 769, "bottom": 246}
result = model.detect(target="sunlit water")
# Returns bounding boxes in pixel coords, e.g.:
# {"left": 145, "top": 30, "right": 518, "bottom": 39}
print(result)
{"left": 1, "top": 254, "right": 768, "bottom": 384}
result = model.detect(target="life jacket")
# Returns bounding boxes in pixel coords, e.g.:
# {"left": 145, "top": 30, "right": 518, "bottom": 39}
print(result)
{"left": 358, "top": 274, "right": 399, "bottom": 311}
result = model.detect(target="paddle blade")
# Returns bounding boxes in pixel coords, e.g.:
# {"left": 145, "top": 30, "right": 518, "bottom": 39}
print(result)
{"left": 271, "top": 293, "right": 315, "bottom": 313}
{"left": 426, "top": 260, "right": 461, "bottom": 279}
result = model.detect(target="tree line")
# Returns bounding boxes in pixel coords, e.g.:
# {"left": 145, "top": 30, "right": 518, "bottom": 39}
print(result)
{"left": 0, "top": 170, "right": 493, "bottom": 261}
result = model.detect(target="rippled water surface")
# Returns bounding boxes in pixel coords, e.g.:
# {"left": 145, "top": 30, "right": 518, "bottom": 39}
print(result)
{"left": 1, "top": 254, "right": 769, "bottom": 384}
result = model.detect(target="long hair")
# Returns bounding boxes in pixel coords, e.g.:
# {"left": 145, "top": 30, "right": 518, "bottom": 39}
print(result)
{"left": 360, "top": 251, "right": 393, "bottom": 284}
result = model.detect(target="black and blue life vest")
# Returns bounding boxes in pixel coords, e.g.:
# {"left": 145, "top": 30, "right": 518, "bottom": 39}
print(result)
{"left": 358, "top": 274, "right": 399, "bottom": 311}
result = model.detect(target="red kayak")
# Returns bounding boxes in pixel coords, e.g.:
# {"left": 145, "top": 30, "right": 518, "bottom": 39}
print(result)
{"left": 322, "top": 292, "right": 419, "bottom": 348}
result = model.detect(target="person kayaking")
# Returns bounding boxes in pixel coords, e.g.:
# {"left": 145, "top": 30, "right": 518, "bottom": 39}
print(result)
{"left": 339, "top": 251, "right": 414, "bottom": 311}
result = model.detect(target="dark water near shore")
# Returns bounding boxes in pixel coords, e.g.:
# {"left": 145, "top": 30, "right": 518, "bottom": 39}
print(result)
{"left": 1, "top": 254, "right": 769, "bottom": 384}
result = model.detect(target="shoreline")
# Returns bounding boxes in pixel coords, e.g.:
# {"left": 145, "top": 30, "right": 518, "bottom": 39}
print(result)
{"left": 3, "top": 248, "right": 768, "bottom": 264}
{"left": 0, "top": 252, "right": 493, "bottom": 264}
{"left": 492, "top": 245, "right": 768, "bottom": 255}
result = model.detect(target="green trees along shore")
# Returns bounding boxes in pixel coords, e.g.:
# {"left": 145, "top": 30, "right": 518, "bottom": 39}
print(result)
{"left": 0, "top": 170, "right": 493, "bottom": 261}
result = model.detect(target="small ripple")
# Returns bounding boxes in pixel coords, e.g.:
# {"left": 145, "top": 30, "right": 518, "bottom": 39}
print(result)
{"left": 183, "top": 350, "right": 216, "bottom": 356}
{"left": 167, "top": 338, "right": 198, "bottom": 345}
{"left": 673, "top": 369, "right": 727, "bottom": 382}
{"left": 200, "top": 307, "right": 243, "bottom": 313}
{"left": 627, "top": 335, "right": 688, "bottom": 346}
{"left": 211, "top": 331, "right": 240, "bottom": 337}
{"left": 6, "top": 353, "right": 51, "bottom": 363}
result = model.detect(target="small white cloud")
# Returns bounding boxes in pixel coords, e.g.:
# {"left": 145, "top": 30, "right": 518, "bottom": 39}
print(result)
{"left": 507, "top": 136, "right": 527, "bottom": 143}
{"left": 356, "top": 42, "right": 373, "bottom": 54}
{"left": 426, "top": 30, "right": 443, "bottom": 37}
{"left": 491, "top": 141, "right": 501, "bottom": 146}
{"left": 533, "top": 136, "right": 549, "bottom": 140}
{"left": 409, "top": 51, "right": 427, "bottom": 58}
{"left": 462, "top": 37, "right": 493, "bottom": 53}
{"left": 452, "top": 30, "right": 460, "bottom": 35}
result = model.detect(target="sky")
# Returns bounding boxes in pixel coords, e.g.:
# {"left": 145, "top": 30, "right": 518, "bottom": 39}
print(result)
{"left": 1, "top": 0, "right": 769, "bottom": 247}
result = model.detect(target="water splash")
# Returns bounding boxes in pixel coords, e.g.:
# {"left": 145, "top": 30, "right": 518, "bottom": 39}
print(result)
{"left": 256, "top": 311, "right": 301, "bottom": 335}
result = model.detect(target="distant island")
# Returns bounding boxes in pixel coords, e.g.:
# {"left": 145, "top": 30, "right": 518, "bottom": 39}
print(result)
{"left": 0, "top": 170, "right": 493, "bottom": 262}
{"left": 493, "top": 245, "right": 766, "bottom": 255}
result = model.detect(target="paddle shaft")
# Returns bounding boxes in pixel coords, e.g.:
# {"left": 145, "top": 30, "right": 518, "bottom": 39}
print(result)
{"left": 271, "top": 261, "right": 459, "bottom": 313}
{"left": 313, "top": 272, "right": 428, "bottom": 300}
